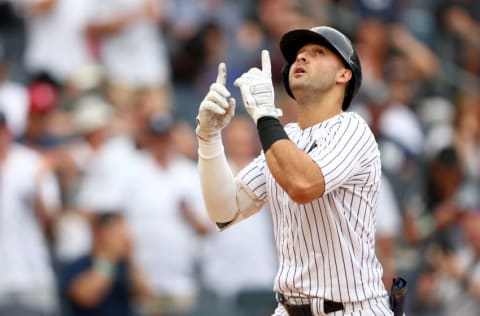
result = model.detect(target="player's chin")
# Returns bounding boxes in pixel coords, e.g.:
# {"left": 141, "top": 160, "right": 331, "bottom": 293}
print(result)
{"left": 288, "top": 81, "right": 306, "bottom": 94}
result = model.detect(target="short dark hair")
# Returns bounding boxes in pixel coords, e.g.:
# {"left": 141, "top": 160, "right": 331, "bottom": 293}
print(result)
{"left": 92, "top": 212, "right": 123, "bottom": 230}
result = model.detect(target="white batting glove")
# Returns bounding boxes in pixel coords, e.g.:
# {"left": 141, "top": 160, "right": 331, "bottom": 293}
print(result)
{"left": 196, "top": 62, "right": 236, "bottom": 141}
{"left": 234, "top": 50, "right": 282, "bottom": 125}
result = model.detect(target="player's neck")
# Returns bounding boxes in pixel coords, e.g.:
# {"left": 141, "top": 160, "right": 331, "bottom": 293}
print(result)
{"left": 296, "top": 98, "right": 343, "bottom": 129}
{"left": 294, "top": 87, "right": 344, "bottom": 129}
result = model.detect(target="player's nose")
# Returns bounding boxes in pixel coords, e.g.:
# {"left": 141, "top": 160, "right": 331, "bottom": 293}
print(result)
{"left": 295, "top": 51, "right": 307, "bottom": 64}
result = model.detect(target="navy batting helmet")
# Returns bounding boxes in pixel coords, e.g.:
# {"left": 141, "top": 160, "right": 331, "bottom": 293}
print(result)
{"left": 280, "top": 26, "right": 362, "bottom": 110}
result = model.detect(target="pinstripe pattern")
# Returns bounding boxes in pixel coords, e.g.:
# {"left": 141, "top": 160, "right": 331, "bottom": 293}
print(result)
{"left": 240, "top": 112, "right": 387, "bottom": 305}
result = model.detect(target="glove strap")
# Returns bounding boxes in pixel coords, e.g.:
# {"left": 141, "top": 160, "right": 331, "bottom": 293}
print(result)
{"left": 257, "top": 117, "right": 289, "bottom": 152}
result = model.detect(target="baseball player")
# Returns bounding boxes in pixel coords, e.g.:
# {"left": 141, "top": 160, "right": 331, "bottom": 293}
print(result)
{"left": 196, "top": 26, "right": 394, "bottom": 316}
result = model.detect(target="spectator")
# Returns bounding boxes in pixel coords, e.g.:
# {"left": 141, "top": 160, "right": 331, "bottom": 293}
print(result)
{"left": 86, "top": 0, "right": 172, "bottom": 113}
{"left": 18, "top": 77, "right": 76, "bottom": 189}
{"left": 440, "top": 0, "right": 480, "bottom": 73}
{"left": 376, "top": 54, "right": 426, "bottom": 215}
{"left": 170, "top": 21, "right": 229, "bottom": 126}
{"left": 418, "top": 96, "right": 455, "bottom": 162}
{"left": 14, "top": 0, "right": 95, "bottom": 86}
{"left": 403, "top": 147, "right": 464, "bottom": 248}
{"left": 0, "top": 41, "right": 29, "bottom": 138}
{"left": 434, "top": 186, "right": 480, "bottom": 316}
{"left": 60, "top": 212, "right": 152, "bottom": 316}
{"left": 19, "top": 77, "right": 62, "bottom": 150}
{"left": 405, "top": 146, "right": 467, "bottom": 314}
{"left": 409, "top": 264, "right": 443, "bottom": 316}
{"left": 0, "top": 110, "right": 61, "bottom": 316}
{"left": 54, "top": 94, "right": 115, "bottom": 263}
{"left": 353, "top": 18, "right": 390, "bottom": 90}
{"left": 350, "top": 0, "right": 400, "bottom": 23}
{"left": 66, "top": 94, "right": 115, "bottom": 204}
{"left": 124, "top": 113, "right": 209, "bottom": 316}
{"left": 74, "top": 92, "right": 155, "bottom": 214}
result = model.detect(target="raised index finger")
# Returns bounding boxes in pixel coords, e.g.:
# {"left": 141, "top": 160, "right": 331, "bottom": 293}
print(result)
{"left": 216, "top": 62, "right": 227, "bottom": 85}
{"left": 261, "top": 50, "right": 271, "bottom": 77}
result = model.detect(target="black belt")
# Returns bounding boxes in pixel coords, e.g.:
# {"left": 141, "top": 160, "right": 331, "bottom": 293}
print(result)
{"left": 276, "top": 293, "right": 344, "bottom": 315}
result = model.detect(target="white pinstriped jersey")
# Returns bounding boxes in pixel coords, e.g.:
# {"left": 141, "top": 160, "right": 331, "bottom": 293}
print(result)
{"left": 238, "top": 112, "right": 387, "bottom": 303}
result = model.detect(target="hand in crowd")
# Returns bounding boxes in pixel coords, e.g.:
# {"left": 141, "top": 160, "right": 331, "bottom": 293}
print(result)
{"left": 444, "top": 6, "right": 479, "bottom": 41}
{"left": 389, "top": 23, "right": 439, "bottom": 80}
{"left": 95, "top": 217, "right": 133, "bottom": 263}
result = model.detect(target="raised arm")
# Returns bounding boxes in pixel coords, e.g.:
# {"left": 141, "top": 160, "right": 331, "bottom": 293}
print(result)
{"left": 234, "top": 50, "right": 325, "bottom": 204}
{"left": 196, "top": 63, "right": 238, "bottom": 224}
{"left": 264, "top": 140, "right": 325, "bottom": 204}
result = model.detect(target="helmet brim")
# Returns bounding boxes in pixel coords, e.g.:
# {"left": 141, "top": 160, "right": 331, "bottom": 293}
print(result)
{"left": 280, "top": 29, "right": 341, "bottom": 64}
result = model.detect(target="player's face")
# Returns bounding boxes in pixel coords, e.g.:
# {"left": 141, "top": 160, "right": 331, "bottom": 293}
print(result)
{"left": 289, "top": 43, "right": 347, "bottom": 96}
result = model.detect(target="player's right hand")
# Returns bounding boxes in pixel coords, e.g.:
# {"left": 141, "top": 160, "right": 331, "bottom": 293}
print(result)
{"left": 234, "top": 50, "right": 282, "bottom": 125}
{"left": 196, "top": 62, "right": 236, "bottom": 141}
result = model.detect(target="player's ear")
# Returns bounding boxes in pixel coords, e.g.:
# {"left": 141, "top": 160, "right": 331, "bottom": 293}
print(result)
{"left": 337, "top": 68, "right": 352, "bottom": 84}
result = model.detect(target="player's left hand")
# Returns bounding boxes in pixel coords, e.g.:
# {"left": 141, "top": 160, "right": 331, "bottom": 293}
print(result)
{"left": 234, "top": 50, "right": 282, "bottom": 125}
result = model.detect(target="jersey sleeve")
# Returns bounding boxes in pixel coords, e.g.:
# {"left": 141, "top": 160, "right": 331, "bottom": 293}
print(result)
{"left": 310, "top": 114, "right": 379, "bottom": 195}
{"left": 238, "top": 153, "right": 268, "bottom": 201}
{"left": 214, "top": 154, "right": 268, "bottom": 231}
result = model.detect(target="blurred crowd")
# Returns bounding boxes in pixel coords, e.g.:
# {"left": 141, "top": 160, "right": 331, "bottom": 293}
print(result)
{"left": 0, "top": 0, "right": 479, "bottom": 315}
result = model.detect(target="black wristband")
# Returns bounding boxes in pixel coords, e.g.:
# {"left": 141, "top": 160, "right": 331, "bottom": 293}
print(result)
{"left": 257, "top": 117, "right": 289, "bottom": 152}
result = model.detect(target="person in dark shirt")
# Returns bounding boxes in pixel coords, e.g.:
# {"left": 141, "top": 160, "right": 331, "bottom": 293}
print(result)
{"left": 61, "top": 212, "right": 152, "bottom": 316}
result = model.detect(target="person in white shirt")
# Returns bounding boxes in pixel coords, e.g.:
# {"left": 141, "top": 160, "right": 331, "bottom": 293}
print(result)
{"left": 0, "top": 110, "right": 61, "bottom": 316}
{"left": 15, "top": 0, "right": 94, "bottom": 85}
{"left": 76, "top": 112, "right": 209, "bottom": 316}
{"left": 124, "top": 114, "right": 209, "bottom": 316}
{"left": 54, "top": 94, "right": 115, "bottom": 263}
{"left": 0, "top": 43, "right": 29, "bottom": 138}
{"left": 87, "top": 0, "right": 172, "bottom": 113}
